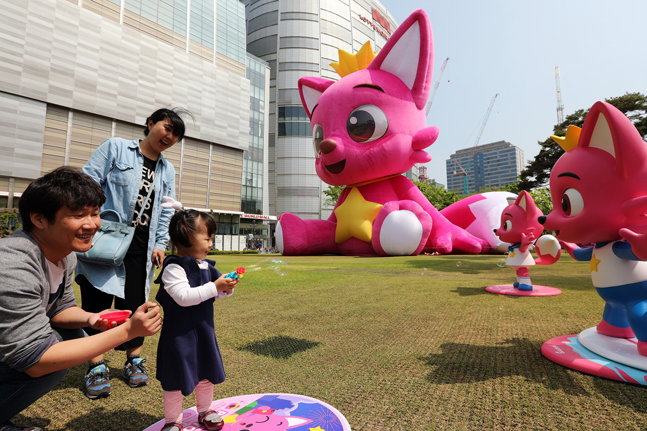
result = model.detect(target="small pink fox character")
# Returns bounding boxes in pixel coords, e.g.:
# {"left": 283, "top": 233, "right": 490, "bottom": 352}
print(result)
{"left": 539, "top": 101, "right": 647, "bottom": 356}
{"left": 221, "top": 406, "right": 312, "bottom": 430}
{"left": 276, "top": 9, "right": 490, "bottom": 257}
{"left": 493, "top": 191, "right": 560, "bottom": 291}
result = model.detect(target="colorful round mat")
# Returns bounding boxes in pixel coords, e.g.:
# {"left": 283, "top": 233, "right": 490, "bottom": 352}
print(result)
{"left": 485, "top": 284, "right": 562, "bottom": 296}
{"left": 144, "top": 393, "right": 351, "bottom": 431}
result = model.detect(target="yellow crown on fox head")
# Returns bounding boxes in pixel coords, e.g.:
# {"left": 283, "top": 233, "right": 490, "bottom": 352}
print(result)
{"left": 551, "top": 125, "right": 581, "bottom": 152}
{"left": 330, "top": 41, "right": 378, "bottom": 78}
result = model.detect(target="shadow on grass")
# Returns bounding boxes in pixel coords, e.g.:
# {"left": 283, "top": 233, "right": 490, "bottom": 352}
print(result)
{"left": 17, "top": 407, "right": 159, "bottom": 431}
{"left": 421, "top": 338, "right": 647, "bottom": 412}
{"left": 419, "top": 337, "right": 591, "bottom": 395}
{"left": 451, "top": 286, "right": 492, "bottom": 297}
{"left": 238, "top": 335, "right": 322, "bottom": 359}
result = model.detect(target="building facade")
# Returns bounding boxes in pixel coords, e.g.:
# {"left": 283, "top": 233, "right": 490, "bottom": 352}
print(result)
{"left": 0, "top": 0, "right": 258, "bottom": 249}
{"left": 239, "top": 53, "right": 274, "bottom": 248}
{"left": 243, "top": 0, "right": 398, "bottom": 227}
{"left": 445, "top": 140, "right": 524, "bottom": 193}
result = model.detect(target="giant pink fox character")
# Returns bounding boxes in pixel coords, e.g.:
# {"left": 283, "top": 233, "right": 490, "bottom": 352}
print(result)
{"left": 494, "top": 191, "right": 560, "bottom": 291}
{"left": 276, "top": 9, "right": 490, "bottom": 256}
{"left": 539, "top": 101, "right": 647, "bottom": 356}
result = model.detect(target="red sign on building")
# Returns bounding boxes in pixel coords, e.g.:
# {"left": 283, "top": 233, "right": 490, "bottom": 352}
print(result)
{"left": 371, "top": 8, "right": 391, "bottom": 35}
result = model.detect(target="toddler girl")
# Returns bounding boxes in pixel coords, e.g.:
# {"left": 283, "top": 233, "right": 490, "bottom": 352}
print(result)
{"left": 155, "top": 210, "right": 238, "bottom": 431}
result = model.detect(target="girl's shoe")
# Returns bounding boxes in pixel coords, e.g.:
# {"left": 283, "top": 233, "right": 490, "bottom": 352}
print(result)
{"left": 198, "top": 410, "right": 224, "bottom": 431}
{"left": 160, "top": 422, "right": 183, "bottom": 431}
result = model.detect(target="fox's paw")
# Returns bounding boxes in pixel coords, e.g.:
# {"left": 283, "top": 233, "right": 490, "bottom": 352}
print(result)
{"left": 372, "top": 200, "right": 431, "bottom": 256}
{"left": 534, "top": 235, "right": 561, "bottom": 265}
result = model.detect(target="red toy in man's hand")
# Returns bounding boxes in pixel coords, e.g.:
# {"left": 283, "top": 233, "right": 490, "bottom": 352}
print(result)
{"left": 99, "top": 310, "right": 131, "bottom": 329}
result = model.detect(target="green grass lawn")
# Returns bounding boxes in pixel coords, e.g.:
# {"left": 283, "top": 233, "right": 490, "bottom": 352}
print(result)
{"left": 15, "top": 254, "right": 647, "bottom": 430}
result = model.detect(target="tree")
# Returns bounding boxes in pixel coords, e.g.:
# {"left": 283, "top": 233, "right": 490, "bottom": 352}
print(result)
{"left": 413, "top": 181, "right": 460, "bottom": 210}
{"left": 518, "top": 92, "right": 647, "bottom": 191}
{"left": 528, "top": 187, "right": 552, "bottom": 217}
{"left": 322, "top": 185, "right": 345, "bottom": 207}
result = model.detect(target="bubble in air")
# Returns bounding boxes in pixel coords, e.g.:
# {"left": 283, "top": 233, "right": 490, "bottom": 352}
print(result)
{"left": 246, "top": 258, "right": 290, "bottom": 276}
{"left": 456, "top": 261, "right": 461, "bottom": 267}
{"left": 421, "top": 268, "right": 427, "bottom": 276}
{"left": 496, "top": 258, "right": 506, "bottom": 268}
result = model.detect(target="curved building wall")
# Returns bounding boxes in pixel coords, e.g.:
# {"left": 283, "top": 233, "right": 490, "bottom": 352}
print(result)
{"left": 244, "top": 0, "right": 397, "bottom": 220}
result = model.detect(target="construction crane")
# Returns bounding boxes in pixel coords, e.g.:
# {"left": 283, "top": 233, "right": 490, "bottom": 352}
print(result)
{"left": 416, "top": 58, "right": 450, "bottom": 181}
{"left": 555, "top": 66, "right": 564, "bottom": 124}
{"left": 425, "top": 57, "right": 449, "bottom": 116}
{"left": 453, "top": 93, "right": 499, "bottom": 194}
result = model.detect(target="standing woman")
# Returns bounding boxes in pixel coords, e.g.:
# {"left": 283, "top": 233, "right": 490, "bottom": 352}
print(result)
{"left": 76, "top": 108, "right": 187, "bottom": 399}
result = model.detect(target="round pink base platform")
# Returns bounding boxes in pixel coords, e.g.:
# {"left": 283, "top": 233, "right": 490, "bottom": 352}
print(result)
{"left": 485, "top": 284, "right": 562, "bottom": 296}
{"left": 542, "top": 332, "right": 647, "bottom": 386}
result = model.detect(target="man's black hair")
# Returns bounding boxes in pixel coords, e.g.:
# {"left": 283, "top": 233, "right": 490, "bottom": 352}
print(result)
{"left": 19, "top": 166, "right": 106, "bottom": 232}
{"left": 169, "top": 209, "right": 217, "bottom": 249}
{"left": 144, "top": 108, "right": 193, "bottom": 141}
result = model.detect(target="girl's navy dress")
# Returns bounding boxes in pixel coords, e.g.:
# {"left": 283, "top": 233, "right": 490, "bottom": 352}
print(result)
{"left": 155, "top": 255, "right": 226, "bottom": 395}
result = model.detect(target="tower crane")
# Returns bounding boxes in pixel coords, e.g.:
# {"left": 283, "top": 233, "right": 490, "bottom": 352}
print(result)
{"left": 425, "top": 57, "right": 449, "bottom": 116}
{"left": 453, "top": 93, "right": 498, "bottom": 194}
{"left": 555, "top": 66, "right": 564, "bottom": 124}
{"left": 417, "top": 58, "right": 449, "bottom": 182}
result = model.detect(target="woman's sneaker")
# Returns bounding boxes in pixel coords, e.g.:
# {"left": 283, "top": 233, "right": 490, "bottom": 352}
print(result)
{"left": 122, "top": 357, "right": 149, "bottom": 388}
{"left": 84, "top": 364, "right": 111, "bottom": 399}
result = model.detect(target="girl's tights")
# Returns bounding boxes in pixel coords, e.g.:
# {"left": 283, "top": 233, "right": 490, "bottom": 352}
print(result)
{"left": 164, "top": 379, "right": 214, "bottom": 424}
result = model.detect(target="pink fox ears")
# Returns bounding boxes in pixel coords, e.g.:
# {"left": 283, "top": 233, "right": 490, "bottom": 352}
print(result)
{"left": 579, "top": 101, "right": 647, "bottom": 179}
{"left": 298, "top": 9, "right": 433, "bottom": 115}
{"left": 368, "top": 9, "right": 433, "bottom": 110}
{"left": 298, "top": 77, "right": 335, "bottom": 118}
{"left": 514, "top": 190, "right": 539, "bottom": 221}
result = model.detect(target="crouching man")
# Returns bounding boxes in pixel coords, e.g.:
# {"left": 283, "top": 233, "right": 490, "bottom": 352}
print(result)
{"left": 0, "top": 167, "right": 163, "bottom": 430}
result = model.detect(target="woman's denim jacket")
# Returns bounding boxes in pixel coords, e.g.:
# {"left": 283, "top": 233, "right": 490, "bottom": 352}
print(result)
{"left": 76, "top": 138, "right": 176, "bottom": 299}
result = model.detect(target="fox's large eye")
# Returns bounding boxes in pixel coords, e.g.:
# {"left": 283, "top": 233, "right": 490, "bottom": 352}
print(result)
{"left": 347, "top": 105, "right": 388, "bottom": 143}
{"left": 561, "top": 188, "right": 583, "bottom": 217}
{"left": 503, "top": 220, "right": 512, "bottom": 231}
{"left": 312, "top": 124, "right": 323, "bottom": 158}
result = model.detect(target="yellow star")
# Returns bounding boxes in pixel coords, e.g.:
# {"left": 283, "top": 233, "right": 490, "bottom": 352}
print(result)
{"left": 310, "top": 427, "right": 326, "bottom": 431}
{"left": 509, "top": 251, "right": 515, "bottom": 258}
{"left": 590, "top": 253, "right": 601, "bottom": 272}
{"left": 334, "top": 187, "right": 383, "bottom": 244}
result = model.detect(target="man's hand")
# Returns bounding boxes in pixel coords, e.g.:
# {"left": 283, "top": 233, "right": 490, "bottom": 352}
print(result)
{"left": 88, "top": 309, "right": 132, "bottom": 331}
{"left": 125, "top": 301, "right": 163, "bottom": 337}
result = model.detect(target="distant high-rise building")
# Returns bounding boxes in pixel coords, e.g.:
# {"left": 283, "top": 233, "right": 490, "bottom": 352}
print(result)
{"left": 446, "top": 141, "right": 524, "bottom": 193}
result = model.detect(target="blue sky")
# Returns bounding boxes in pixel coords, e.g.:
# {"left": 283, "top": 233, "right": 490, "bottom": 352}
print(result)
{"left": 377, "top": 0, "right": 647, "bottom": 187}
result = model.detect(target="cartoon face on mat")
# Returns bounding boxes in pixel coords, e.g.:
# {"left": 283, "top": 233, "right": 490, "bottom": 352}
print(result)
{"left": 222, "top": 406, "right": 312, "bottom": 430}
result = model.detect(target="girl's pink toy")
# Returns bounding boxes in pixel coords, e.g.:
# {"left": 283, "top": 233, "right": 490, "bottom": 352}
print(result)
{"left": 540, "top": 101, "right": 647, "bottom": 360}
{"left": 276, "top": 9, "right": 492, "bottom": 257}
{"left": 99, "top": 310, "right": 131, "bottom": 329}
{"left": 489, "top": 191, "right": 561, "bottom": 294}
